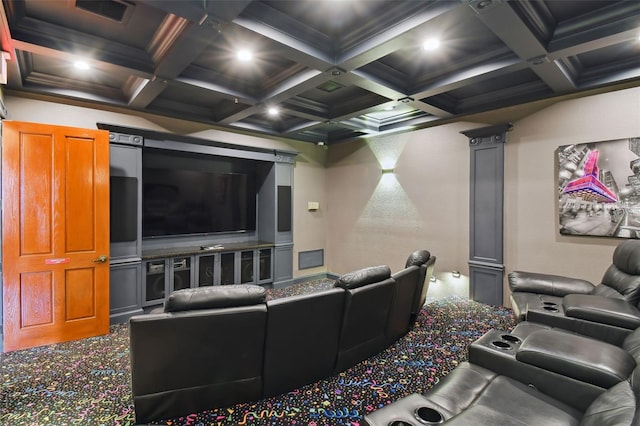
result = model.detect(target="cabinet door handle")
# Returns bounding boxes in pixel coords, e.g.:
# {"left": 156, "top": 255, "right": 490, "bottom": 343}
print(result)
{"left": 93, "top": 255, "right": 108, "bottom": 263}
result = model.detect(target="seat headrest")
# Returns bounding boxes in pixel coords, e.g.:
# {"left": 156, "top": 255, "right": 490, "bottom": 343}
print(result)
{"left": 613, "top": 240, "right": 640, "bottom": 276}
{"left": 164, "top": 285, "right": 266, "bottom": 313}
{"left": 335, "top": 265, "right": 392, "bottom": 290}
{"left": 405, "top": 250, "right": 431, "bottom": 268}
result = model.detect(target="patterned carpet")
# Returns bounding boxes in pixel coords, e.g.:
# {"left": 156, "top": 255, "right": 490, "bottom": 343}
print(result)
{"left": 0, "top": 280, "right": 515, "bottom": 426}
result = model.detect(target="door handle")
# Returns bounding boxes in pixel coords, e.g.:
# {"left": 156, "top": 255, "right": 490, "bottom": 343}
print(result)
{"left": 93, "top": 255, "right": 108, "bottom": 263}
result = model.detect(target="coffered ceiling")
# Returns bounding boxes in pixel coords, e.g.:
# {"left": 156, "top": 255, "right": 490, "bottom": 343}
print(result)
{"left": 1, "top": 0, "right": 639, "bottom": 144}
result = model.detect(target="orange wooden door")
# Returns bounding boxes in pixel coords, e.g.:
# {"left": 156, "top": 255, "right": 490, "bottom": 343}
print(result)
{"left": 2, "top": 121, "right": 110, "bottom": 352}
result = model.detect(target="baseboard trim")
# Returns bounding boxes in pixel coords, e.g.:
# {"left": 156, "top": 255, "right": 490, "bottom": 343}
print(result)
{"left": 109, "top": 309, "right": 144, "bottom": 325}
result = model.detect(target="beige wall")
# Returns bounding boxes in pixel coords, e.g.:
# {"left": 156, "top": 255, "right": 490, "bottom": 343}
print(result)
{"left": 6, "top": 86, "right": 640, "bottom": 301}
{"left": 324, "top": 87, "right": 640, "bottom": 304}
{"left": 325, "top": 122, "right": 479, "bottom": 298}
{"left": 504, "top": 87, "right": 640, "bottom": 301}
{"left": 3, "top": 95, "right": 329, "bottom": 278}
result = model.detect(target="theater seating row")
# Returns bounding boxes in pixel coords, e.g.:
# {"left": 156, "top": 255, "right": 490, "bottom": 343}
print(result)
{"left": 509, "top": 239, "right": 640, "bottom": 345}
{"left": 364, "top": 320, "right": 640, "bottom": 425}
{"left": 129, "top": 250, "right": 436, "bottom": 424}
{"left": 363, "top": 240, "right": 640, "bottom": 425}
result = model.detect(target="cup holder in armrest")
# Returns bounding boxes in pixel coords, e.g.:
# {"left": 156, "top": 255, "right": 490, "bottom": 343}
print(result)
{"left": 543, "top": 301, "right": 558, "bottom": 306}
{"left": 389, "top": 421, "right": 414, "bottom": 426}
{"left": 490, "top": 340, "right": 512, "bottom": 350}
{"left": 500, "top": 334, "right": 521, "bottom": 344}
{"left": 543, "top": 306, "right": 559, "bottom": 312}
{"left": 414, "top": 407, "right": 444, "bottom": 425}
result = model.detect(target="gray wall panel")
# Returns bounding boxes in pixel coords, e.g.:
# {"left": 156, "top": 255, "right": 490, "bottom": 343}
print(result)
{"left": 462, "top": 124, "right": 510, "bottom": 306}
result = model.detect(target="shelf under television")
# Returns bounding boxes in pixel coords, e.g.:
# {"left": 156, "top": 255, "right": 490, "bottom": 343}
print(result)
{"left": 142, "top": 240, "right": 275, "bottom": 260}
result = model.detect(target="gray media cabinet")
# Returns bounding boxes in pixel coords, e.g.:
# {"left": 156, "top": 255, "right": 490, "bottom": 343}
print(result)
{"left": 101, "top": 123, "right": 296, "bottom": 324}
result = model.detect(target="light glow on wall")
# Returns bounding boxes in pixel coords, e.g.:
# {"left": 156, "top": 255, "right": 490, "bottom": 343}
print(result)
{"left": 340, "top": 136, "right": 422, "bottom": 263}
{"left": 426, "top": 272, "right": 470, "bottom": 300}
{"left": 367, "top": 135, "right": 408, "bottom": 178}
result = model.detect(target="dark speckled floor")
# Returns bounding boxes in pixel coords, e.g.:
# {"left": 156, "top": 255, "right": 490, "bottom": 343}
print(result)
{"left": 0, "top": 279, "right": 514, "bottom": 425}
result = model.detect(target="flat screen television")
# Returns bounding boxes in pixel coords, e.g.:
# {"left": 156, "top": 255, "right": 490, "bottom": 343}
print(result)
{"left": 142, "top": 155, "right": 257, "bottom": 238}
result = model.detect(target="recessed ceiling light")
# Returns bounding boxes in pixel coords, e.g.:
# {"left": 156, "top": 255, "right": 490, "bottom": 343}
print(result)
{"left": 383, "top": 105, "right": 396, "bottom": 111}
{"left": 422, "top": 38, "right": 441, "bottom": 51}
{"left": 237, "top": 49, "right": 253, "bottom": 62}
{"left": 74, "top": 60, "right": 90, "bottom": 70}
{"left": 267, "top": 106, "right": 279, "bottom": 116}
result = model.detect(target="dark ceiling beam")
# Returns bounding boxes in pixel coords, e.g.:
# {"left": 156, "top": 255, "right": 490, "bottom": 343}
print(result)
{"left": 338, "top": 71, "right": 403, "bottom": 103}
{"left": 261, "top": 69, "right": 328, "bottom": 105}
{"left": 230, "top": 2, "right": 466, "bottom": 133}
{"left": 404, "top": 100, "right": 444, "bottom": 118}
{"left": 217, "top": 70, "right": 330, "bottom": 124}
{"left": 9, "top": 17, "right": 155, "bottom": 76}
{"left": 218, "top": 105, "right": 263, "bottom": 126}
{"left": 338, "top": 117, "right": 380, "bottom": 134}
{"left": 330, "top": 102, "right": 397, "bottom": 123}
{"left": 24, "top": 71, "right": 125, "bottom": 100}
{"left": 279, "top": 106, "right": 328, "bottom": 123}
{"left": 379, "top": 114, "right": 441, "bottom": 133}
{"left": 468, "top": 0, "right": 576, "bottom": 94}
{"left": 126, "top": 77, "right": 168, "bottom": 108}
{"left": 407, "top": 46, "right": 517, "bottom": 92}
{"left": 410, "top": 58, "right": 526, "bottom": 99}
{"left": 281, "top": 119, "right": 326, "bottom": 135}
{"left": 579, "top": 64, "right": 640, "bottom": 89}
{"left": 336, "top": 2, "right": 466, "bottom": 71}
{"left": 457, "top": 80, "right": 550, "bottom": 112}
{"left": 283, "top": 97, "right": 329, "bottom": 118}
{"left": 551, "top": 26, "right": 640, "bottom": 61}
{"left": 549, "top": 1, "right": 640, "bottom": 56}
{"left": 344, "top": 70, "right": 451, "bottom": 117}
{"left": 278, "top": 110, "right": 377, "bottom": 137}
{"left": 20, "top": 82, "right": 128, "bottom": 106}
{"left": 137, "top": 0, "right": 253, "bottom": 24}
{"left": 232, "top": 12, "right": 334, "bottom": 70}
{"left": 339, "top": 46, "right": 520, "bottom": 119}
{"left": 228, "top": 120, "right": 280, "bottom": 135}
{"left": 136, "top": 0, "right": 207, "bottom": 23}
{"left": 173, "top": 76, "right": 256, "bottom": 104}
{"left": 127, "top": 3, "right": 252, "bottom": 108}
{"left": 224, "top": 15, "right": 340, "bottom": 125}
{"left": 322, "top": 5, "right": 468, "bottom": 122}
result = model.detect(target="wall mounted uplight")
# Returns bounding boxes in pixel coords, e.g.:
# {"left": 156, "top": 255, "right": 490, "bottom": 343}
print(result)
{"left": 381, "top": 168, "right": 395, "bottom": 174}
{"left": 452, "top": 270, "right": 461, "bottom": 278}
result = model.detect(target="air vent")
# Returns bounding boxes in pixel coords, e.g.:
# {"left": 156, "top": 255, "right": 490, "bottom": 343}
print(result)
{"left": 317, "top": 81, "right": 344, "bottom": 93}
{"left": 75, "top": 0, "right": 130, "bottom": 22}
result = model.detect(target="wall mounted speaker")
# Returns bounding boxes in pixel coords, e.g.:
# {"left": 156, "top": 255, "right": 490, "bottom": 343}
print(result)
{"left": 277, "top": 185, "right": 292, "bottom": 232}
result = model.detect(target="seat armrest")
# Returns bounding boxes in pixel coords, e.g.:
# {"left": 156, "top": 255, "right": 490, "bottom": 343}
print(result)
{"left": 563, "top": 294, "right": 640, "bottom": 329}
{"left": 508, "top": 271, "right": 595, "bottom": 296}
{"left": 515, "top": 329, "right": 635, "bottom": 389}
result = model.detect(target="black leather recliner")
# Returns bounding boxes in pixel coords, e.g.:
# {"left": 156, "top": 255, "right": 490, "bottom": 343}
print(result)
{"left": 129, "top": 285, "right": 268, "bottom": 424}
{"left": 363, "top": 361, "right": 640, "bottom": 425}
{"left": 129, "top": 250, "right": 435, "bottom": 423}
{"left": 508, "top": 239, "right": 640, "bottom": 344}
{"left": 387, "top": 264, "right": 421, "bottom": 345}
{"left": 364, "top": 323, "right": 640, "bottom": 425}
{"left": 333, "top": 265, "right": 396, "bottom": 372}
{"left": 263, "top": 287, "right": 345, "bottom": 398}
{"left": 405, "top": 250, "right": 436, "bottom": 322}
{"left": 467, "top": 323, "right": 639, "bottom": 411}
